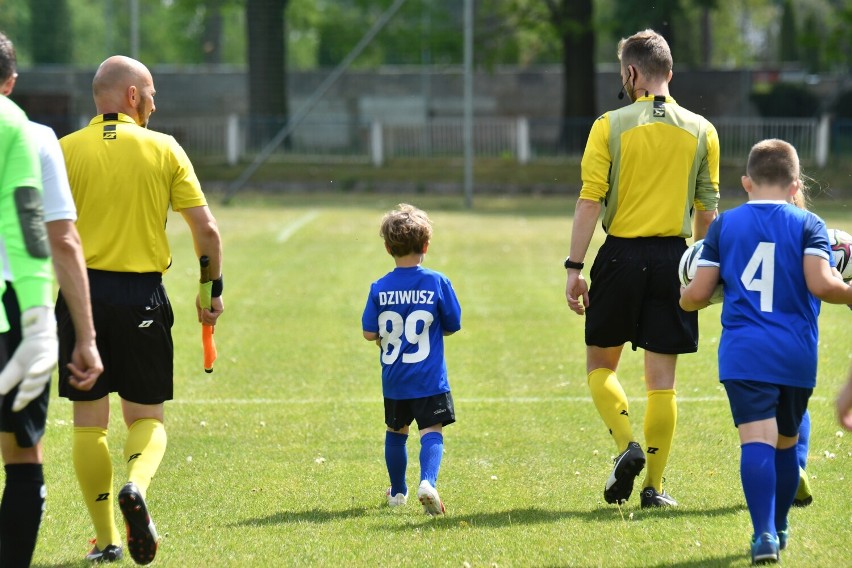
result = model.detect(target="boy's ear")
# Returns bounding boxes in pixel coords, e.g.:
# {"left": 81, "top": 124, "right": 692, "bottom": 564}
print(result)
{"left": 741, "top": 176, "right": 752, "bottom": 193}
{"left": 789, "top": 178, "right": 802, "bottom": 196}
{"left": 422, "top": 241, "right": 430, "bottom": 254}
{"left": 385, "top": 243, "right": 392, "bottom": 255}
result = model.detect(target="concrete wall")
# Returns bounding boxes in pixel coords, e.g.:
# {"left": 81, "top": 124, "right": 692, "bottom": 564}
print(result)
{"left": 11, "top": 65, "right": 838, "bottom": 137}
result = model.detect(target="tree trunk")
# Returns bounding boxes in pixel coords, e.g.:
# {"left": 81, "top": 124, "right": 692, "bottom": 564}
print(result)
{"left": 30, "top": 0, "right": 72, "bottom": 64}
{"left": 202, "top": 0, "right": 224, "bottom": 65}
{"left": 553, "top": 0, "right": 595, "bottom": 153}
{"left": 701, "top": 7, "right": 712, "bottom": 69}
{"left": 246, "top": 0, "right": 290, "bottom": 148}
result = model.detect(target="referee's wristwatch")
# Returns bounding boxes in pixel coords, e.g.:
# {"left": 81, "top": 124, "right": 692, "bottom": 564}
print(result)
{"left": 563, "top": 257, "right": 584, "bottom": 270}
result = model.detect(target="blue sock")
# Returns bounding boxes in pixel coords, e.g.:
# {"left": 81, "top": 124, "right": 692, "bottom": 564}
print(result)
{"left": 774, "top": 446, "right": 799, "bottom": 531}
{"left": 419, "top": 432, "right": 444, "bottom": 487}
{"left": 741, "top": 442, "right": 776, "bottom": 538}
{"left": 796, "top": 411, "right": 810, "bottom": 471}
{"left": 385, "top": 431, "right": 408, "bottom": 497}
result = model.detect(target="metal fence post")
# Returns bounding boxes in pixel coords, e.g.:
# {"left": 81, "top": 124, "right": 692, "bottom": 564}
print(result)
{"left": 371, "top": 120, "right": 384, "bottom": 167}
{"left": 226, "top": 114, "right": 240, "bottom": 166}
{"left": 816, "top": 114, "right": 829, "bottom": 168}
{"left": 517, "top": 116, "right": 530, "bottom": 164}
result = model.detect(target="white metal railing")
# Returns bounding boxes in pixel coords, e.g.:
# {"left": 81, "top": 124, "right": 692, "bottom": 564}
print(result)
{"left": 712, "top": 117, "right": 821, "bottom": 163}
{"left": 145, "top": 114, "right": 827, "bottom": 167}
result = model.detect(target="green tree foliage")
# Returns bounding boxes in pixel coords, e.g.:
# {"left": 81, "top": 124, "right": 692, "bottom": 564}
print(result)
{"left": 0, "top": 0, "right": 31, "bottom": 64}
{"left": 2, "top": 0, "right": 848, "bottom": 75}
{"left": 315, "top": 0, "right": 464, "bottom": 67}
{"left": 476, "top": 0, "right": 558, "bottom": 67}
{"left": 800, "top": 12, "right": 822, "bottom": 73}
{"left": 779, "top": 0, "right": 798, "bottom": 63}
{"left": 610, "top": 0, "right": 683, "bottom": 56}
{"left": 824, "top": 0, "right": 852, "bottom": 73}
{"left": 30, "top": 0, "right": 72, "bottom": 63}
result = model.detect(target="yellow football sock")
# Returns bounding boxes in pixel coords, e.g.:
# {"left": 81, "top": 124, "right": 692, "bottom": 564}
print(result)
{"left": 642, "top": 389, "right": 677, "bottom": 492}
{"left": 587, "top": 368, "right": 633, "bottom": 452}
{"left": 124, "top": 419, "right": 167, "bottom": 498}
{"left": 73, "top": 427, "right": 120, "bottom": 548}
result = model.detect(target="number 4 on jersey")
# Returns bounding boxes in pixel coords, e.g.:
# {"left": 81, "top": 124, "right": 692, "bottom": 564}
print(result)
{"left": 741, "top": 242, "right": 775, "bottom": 312}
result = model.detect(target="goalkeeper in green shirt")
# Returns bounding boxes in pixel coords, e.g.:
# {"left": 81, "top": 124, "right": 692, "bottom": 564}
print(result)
{"left": 0, "top": 93, "right": 57, "bottom": 568}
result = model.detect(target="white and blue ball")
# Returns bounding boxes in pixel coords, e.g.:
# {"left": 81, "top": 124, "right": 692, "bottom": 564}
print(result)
{"left": 827, "top": 228, "right": 852, "bottom": 282}
{"left": 679, "top": 239, "right": 723, "bottom": 304}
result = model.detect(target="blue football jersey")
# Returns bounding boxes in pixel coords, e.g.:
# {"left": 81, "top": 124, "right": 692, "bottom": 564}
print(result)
{"left": 699, "top": 201, "right": 832, "bottom": 388}
{"left": 362, "top": 266, "right": 462, "bottom": 399}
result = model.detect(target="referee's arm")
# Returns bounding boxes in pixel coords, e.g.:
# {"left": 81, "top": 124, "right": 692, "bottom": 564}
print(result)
{"left": 693, "top": 209, "right": 717, "bottom": 241}
{"left": 181, "top": 204, "right": 223, "bottom": 326}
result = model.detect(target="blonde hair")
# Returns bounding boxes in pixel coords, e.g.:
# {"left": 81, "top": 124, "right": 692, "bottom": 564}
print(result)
{"left": 617, "top": 29, "right": 672, "bottom": 82}
{"left": 380, "top": 203, "right": 432, "bottom": 257}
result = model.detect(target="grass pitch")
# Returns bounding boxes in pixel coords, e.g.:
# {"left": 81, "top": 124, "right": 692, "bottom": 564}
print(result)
{"left": 33, "top": 194, "right": 851, "bottom": 567}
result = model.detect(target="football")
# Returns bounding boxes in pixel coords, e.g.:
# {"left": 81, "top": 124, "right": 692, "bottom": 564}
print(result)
{"left": 827, "top": 228, "right": 852, "bottom": 282}
{"left": 679, "top": 239, "right": 723, "bottom": 304}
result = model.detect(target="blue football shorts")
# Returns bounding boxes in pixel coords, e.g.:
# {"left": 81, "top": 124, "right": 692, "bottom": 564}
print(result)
{"left": 723, "top": 379, "right": 812, "bottom": 437}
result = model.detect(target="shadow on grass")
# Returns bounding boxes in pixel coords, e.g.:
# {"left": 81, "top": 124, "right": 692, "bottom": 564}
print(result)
{"left": 386, "top": 503, "right": 747, "bottom": 530}
{"left": 234, "top": 502, "right": 746, "bottom": 530}
{"left": 534, "top": 554, "right": 744, "bottom": 568}
{"left": 234, "top": 506, "right": 372, "bottom": 526}
{"left": 644, "top": 556, "right": 744, "bottom": 568}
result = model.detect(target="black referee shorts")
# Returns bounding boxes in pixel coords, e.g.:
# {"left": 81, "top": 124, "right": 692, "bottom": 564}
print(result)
{"left": 0, "top": 283, "right": 49, "bottom": 448}
{"left": 585, "top": 235, "right": 698, "bottom": 355}
{"left": 57, "top": 270, "right": 174, "bottom": 404}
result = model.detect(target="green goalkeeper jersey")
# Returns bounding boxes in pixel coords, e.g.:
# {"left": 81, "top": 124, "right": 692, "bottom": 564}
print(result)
{"left": 0, "top": 96, "right": 53, "bottom": 332}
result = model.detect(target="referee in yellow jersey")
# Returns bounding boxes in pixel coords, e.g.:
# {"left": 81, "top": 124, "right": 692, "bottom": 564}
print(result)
{"left": 564, "top": 29, "right": 719, "bottom": 509}
{"left": 59, "top": 56, "right": 224, "bottom": 564}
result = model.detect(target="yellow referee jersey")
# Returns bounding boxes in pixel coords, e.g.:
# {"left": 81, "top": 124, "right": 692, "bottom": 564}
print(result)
{"left": 579, "top": 95, "right": 720, "bottom": 239}
{"left": 60, "top": 113, "right": 207, "bottom": 273}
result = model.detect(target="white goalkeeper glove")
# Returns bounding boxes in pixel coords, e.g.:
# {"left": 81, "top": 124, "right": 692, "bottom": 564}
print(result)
{"left": 0, "top": 306, "right": 58, "bottom": 412}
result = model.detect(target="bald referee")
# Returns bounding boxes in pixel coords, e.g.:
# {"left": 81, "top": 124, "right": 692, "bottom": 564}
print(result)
{"left": 60, "top": 56, "right": 224, "bottom": 564}
{"left": 563, "top": 29, "right": 719, "bottom": 509}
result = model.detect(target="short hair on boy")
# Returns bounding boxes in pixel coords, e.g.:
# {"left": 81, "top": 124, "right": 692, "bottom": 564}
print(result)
{"left": 617, "top": 29, "right": 672, "bottom": 82}
{"left": 747, "top": 139, "right": 800, "bottom": 188}
{"left": 380, "top": 203, "right": 433, "bottom": 257}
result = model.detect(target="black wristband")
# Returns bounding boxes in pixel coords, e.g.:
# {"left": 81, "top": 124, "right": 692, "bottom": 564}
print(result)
{"left": 211, "top": 276, "right": 223, "bottom": 297}
{"left": 563, "top": 257, "right": 584, "bottom": 270}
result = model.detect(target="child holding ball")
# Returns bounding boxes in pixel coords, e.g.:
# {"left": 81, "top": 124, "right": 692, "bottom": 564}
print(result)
{"left": 680, "top": 139, "right": 852, "bottom": 564}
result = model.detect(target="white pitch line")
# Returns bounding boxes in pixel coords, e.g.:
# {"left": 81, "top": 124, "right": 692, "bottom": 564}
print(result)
{"left": 171, "top": 395, "right": 827, "bottom": 406}
{"left": 276, "top": 210, "right": 320, "bottom": 243}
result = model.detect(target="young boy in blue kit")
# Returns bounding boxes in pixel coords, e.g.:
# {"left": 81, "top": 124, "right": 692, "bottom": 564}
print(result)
{"left": 680, "top": 139, "right": 852, "bottom": 564}
{"left": 362, "top": 203, "right": 462, "bottom": 516}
